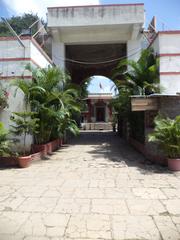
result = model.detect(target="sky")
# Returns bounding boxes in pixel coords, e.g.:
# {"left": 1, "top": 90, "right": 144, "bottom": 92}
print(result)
{"left": 0, "top": 0, "right": 180, "bottom": 93}
{"left": 0, "top": 0, "right": 180, "bottom": 30}
{"left": 87, "top": 76, "right": 116, "bottom": 95}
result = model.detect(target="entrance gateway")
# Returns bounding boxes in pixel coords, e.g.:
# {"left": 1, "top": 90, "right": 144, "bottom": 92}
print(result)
{"left": 47, "top": 4, "right": 145, "bottom": 129}
{"left": 47, "top": 3, "right": 145, "bottom": 84}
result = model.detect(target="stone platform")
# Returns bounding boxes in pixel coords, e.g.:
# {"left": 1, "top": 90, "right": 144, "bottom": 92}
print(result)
{"left": 82, "top": 122, "right": 112, "bottom": 130}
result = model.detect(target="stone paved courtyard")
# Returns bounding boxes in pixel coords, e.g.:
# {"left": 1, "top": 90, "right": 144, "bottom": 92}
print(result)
{"left": 0, "top": 131, "right": 180, "bottom": 240}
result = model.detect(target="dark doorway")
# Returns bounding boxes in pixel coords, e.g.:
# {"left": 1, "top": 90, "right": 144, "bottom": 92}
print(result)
{"left": 96, "top": 107, "right": 105, "bottom": 122}
{"left": 65, "top": 43, "right": 126, "bottom": 84}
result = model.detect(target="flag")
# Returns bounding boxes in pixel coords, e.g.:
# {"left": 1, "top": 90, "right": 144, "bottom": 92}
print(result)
{"left": 99, "top": 82, "right": 103, "bottom": 89}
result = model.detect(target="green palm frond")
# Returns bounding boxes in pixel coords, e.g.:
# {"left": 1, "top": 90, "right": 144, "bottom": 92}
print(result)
{"left": 148, "top": 115, "right": 180, "bottom": 158}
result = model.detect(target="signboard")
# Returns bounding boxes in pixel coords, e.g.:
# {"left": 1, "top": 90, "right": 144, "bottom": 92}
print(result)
{"left": 131, "top": 97, "right": 158, "bottom": 111}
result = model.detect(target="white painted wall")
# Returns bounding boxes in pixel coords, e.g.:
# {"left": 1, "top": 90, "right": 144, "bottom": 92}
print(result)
{"left": 127, "top": 39, "right": 142, "bottom": 62}
{"left": 0, "top": 61, "right": 31, "bottom": 77}
{"left": 0, "top": 39, "right": 32, "bottom": 152}
{"left": 151, "top": 33, "right": 180, "bottom": 95}
{"left": 0, "top": 38, "right": 30, "bottom": 77}
{"left": 52, "top": 38, "right": 65, "bottom": 69}
{"left": 0, "top": 38, "right": 30, "bottom": 58}
{"left": 0, "top": 37, "right": 53, "bottom": 152}
{"left": 57, "top": 26, "right": 132, "bottom": 44}
{"left": 159, "top": 34, "right": 180, "bottom": 54}
{"left": 160, "top": 75, "right": 180, "bottom": 95}
{"left": 48, "top": 5, "right": 144, "bottom": 27}
{"left": 160, "top": 56, "right": 180, "bottom": 72}
{"left": 0, "top": 82, "right": 32, "bottom": 153}
{"left": 0, "top": 38, "right": 52, "bottom": 78}
{"left": 30, "top": 41, "right": 52, "bottom": 68}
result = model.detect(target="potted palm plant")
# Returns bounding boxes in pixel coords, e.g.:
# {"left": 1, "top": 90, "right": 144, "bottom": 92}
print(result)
{"left": 148, "top": 115, "right": 180, "bottom": 171}
{"left": 0, "top": 122, "right": 17, "bottom": 167}
{"left": 10, "top": 112, "right": 39, "bottom": 168}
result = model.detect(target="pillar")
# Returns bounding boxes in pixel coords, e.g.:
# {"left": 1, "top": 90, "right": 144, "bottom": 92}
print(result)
{"left": 52, "top": 33, "right": 65, "bottom": 69}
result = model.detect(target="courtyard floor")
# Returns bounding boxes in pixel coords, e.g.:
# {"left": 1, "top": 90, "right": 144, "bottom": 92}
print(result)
{"left": 0, "top": 131, "right": 180, "bottom": 240}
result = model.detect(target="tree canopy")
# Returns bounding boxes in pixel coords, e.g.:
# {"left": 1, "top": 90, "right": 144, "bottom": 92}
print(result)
{"left": 0, "top": 13, "right": 41, "bottom": 37}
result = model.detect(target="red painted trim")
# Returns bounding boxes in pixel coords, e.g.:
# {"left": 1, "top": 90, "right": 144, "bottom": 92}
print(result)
{"left": 148, "top": 30, "right": 180, "bottom": 48}
{"left": 0, "top": 57, "right": 41, "bottom": 68}
{"left": 0, "top": 36, "right": 53, "bottom": 65}
{"left": 159, "top": 30, "right": 180, "bottom": 35}
{"left": 0, "top": 57, "right": 31, "bottom": 62}
{"left": 159, "top": 53, "right": 180, "bottom": 57}
{"left": 160, "top": 72, "right": 180, "bottom": 75}
{"left": 48, "top": 3, "right": 144, "bottom": 9}
{"left": 0, "top": 76, "right": 32, "bottom": 80}
{"left": 0, "top": 36, "right": 31, "bottom": 41}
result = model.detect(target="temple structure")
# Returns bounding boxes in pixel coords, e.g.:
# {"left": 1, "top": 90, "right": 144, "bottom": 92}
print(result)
{"left": 81, "top": 93, "right": 113, "bottom": 130}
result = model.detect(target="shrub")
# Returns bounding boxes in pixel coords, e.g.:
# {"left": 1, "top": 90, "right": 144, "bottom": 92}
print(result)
{"left": 0, "top": 122, "right": 13, "bottom": 156}
{"left": 148, "top": 115, "right": 180, "bottom": 158}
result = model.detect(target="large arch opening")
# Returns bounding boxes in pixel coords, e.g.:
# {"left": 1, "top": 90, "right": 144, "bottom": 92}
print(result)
{"left": 65, "top": 43, "right": 125, "bottom": 131}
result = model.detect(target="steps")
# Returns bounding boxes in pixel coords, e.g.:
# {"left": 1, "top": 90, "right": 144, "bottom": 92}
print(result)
{"left": 82, "top": 122, "right": 112, "bottom": 130}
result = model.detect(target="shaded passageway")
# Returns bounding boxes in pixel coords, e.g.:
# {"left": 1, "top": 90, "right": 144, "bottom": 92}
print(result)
{"left": 0, "top": 131, "right": 180, "bottom": 239}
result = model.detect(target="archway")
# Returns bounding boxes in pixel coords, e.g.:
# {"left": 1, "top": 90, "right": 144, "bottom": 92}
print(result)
{"left": 81, "top": 75, "right": 117, "bottom": 131}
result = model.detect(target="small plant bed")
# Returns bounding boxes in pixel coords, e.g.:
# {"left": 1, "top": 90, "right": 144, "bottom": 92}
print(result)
{"left": 1, "top": 66, "right": 81, "bottom": 169}
{"left": 31, "top": 138, "right": 62, "bottom": 157}
{"left": 149, "top": 115, "right": 180, "bottom": 171}
{"left": 0, "top": 138, "right": 63, "bottom": 168}
{"left": 0, "top": 153, "right": 38, "bottom": 168}
{"left": 8, "top": 111, "right": 39, "bottom": 168}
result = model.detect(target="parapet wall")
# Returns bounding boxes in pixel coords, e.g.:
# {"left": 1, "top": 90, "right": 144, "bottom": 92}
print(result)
{"left": 48, "top": 4, "right": 144, "bottom": 27}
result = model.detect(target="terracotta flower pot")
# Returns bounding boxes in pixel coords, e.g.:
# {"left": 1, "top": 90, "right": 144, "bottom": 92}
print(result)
{"left": 51, "top": 140, "right": 58, "bottom": 151}
{"left": 168, "top": 158, "right": 180, "bottom": 171}
{"left": 0, "top": 156, "right": 18, "bottom": 167}
{"left": 54, "top": 139, "right": 60, "bottom": 150}
{"left": 18, "top": 155, "right": 31, "bottom": 168}
{"left": 47, "top": 142, "right": 52, "bottom": 154}
{"left": 31, "top": 144, "right": 47, "bottom": 157}
{"left": 59, "top": 138, "right": 62, "bottom": 147}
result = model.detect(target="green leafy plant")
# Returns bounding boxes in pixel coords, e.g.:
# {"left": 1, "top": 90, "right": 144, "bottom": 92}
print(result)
{"left": 13, "top": 66, "right": 81, "bottom": 144}
{"left": 10, "top": 112, "right": 39, "bottom": 155}
{"left": 110, "top": 87, "right": 131, "bottom": 118}
{"left": 111, "top": 48, "right": 161, "bottom": 138}
{"left": 112, "top": 48, "right": 160, "bottom": 96}
{"left": 148, "top": 115, "right": 180, "bottom": 158}
{"left": 0, "top": 122, "right": 13, "bottom": 156}
{"left": 55, "top": 109, "right": 79, "bottom": 137}
{"left": 0, "top": 83, "right": 9, "bottom": 109}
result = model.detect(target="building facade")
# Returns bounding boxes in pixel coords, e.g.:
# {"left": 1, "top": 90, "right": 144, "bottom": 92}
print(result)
{"left": 81, "top": 93, "right": 113, "bottom": 130}
{"left": 82, "top": 93, "right": 113, "bottom": 123}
